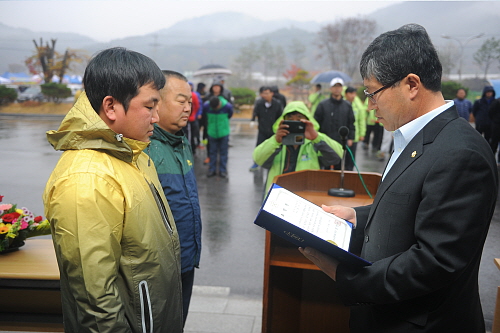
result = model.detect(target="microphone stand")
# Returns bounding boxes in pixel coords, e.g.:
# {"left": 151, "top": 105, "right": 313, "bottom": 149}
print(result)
{"left": 328, "top": 129, "right": 355, "bottom": 197}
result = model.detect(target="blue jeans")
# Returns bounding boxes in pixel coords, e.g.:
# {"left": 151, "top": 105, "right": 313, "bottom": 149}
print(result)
{"left": 208, "top": 135, "right": 229, "bottom": 173}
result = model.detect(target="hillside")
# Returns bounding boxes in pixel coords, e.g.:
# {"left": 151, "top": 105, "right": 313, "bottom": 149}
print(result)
{"left": 1, "top": 2, "right": 499, "bottom": 76}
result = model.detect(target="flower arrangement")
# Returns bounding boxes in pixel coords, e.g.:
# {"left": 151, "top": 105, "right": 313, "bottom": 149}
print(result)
{"left": 0, "top": 195, "right": 51, "bottom": 253}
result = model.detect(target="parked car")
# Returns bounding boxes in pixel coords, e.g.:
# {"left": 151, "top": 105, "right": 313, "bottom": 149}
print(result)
{"left": 17, "top": 86, "right": 44, "bottom": 102}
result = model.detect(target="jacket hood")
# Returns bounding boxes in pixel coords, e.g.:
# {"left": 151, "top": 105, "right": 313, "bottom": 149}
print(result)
{"left": 46, "top": 91, "right": 149, "bottom": 163}
{"left": 482, "top": 85, "right": 496, "bottom": 99}
{"left": 272, "top": 101, "right": 320, "bottom": 133}
{"left": 209, "top": 82, "right": 225, "bottom": 95}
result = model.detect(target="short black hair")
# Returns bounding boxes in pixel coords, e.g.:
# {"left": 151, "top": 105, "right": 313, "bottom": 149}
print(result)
{"left": 345, "top": 86, "right": 356, "bottom": 94}
{"left": 196, "top": 82, "right": 206, "bottom": 93}
{"left": 209, "top": 96, "right": 220, "bottom": 109}
{"left": 315, "top": 84, "right": 322, "bottom": 89}
{"left": 360, "top": 24, "right": 442, "bottom": 92}
{"left": 83, "top": 47, "right": 165, "bottom": 113}
{"left": 259, "top": 86, "right": 272, "bottom": 94}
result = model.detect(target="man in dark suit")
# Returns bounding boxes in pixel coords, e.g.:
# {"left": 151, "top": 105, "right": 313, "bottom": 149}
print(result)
{"left": 300, "top": 24, "right": 498, "bottom": 333}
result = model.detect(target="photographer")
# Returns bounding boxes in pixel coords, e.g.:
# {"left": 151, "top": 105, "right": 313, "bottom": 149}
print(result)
{"left": 253, "top": 101, "right": 343, "bottom": 193}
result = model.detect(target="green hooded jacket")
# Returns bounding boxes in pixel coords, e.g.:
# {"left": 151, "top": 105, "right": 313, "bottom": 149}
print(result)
{"left": 253, "top": 101, "right": 343, "bottom": 193}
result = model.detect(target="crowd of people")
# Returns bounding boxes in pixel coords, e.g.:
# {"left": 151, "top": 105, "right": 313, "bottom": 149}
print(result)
{"left": 42, "top": 23, "right": 499, "bottom": 333}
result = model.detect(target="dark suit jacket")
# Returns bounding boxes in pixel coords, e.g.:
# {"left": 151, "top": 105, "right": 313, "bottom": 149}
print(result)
{"left": 337, "top": 106, "right": 498, "bottom": 332}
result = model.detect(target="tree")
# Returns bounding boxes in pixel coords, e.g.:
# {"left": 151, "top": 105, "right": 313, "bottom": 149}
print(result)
{"left": 438, "top": 42, "right": 458, "bottom": 80}
{"left": 273, "top": 46, "right": 287, "bottom": 85}
{"left": 288, "top": 38, "right": 306, "bottom": 67}
{"left": 41, "top": 82, "right": 72, "bottom": 104}
{"left": 25, "top": 38, "right": 88, "bottom": 83}
{"left": 0, "top": 85, "right": 17, "bottom": 105}
{"left": 233, "top": 41, "right": 261, "bottom": 83}
{"left": 473, "top": 37, "right": 500, "bottom": 80}
{"left": 259, "top": 39, "right": 275, "bottom": 83}
{"left": 316, "top": 18, "right": 377, "bottom": 79}
{"left": 284, "top": 64, "right": 310, "bottom": 101}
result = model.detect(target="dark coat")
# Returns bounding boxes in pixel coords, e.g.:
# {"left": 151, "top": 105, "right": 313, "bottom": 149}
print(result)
{"left": 314, "top": 96, "right": 355, "bottom": 142}
{"left": 337, "top": 106, "right": 498, "bottom": 333}
{"left": 252, "top": 97, "right": 283, "bottom": 140}
{"left": 473, "top": 85, "right": 496, "bottom": 127}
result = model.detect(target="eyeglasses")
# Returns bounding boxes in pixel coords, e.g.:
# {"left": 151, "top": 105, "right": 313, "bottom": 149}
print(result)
{"left": 364, "top": 78, "right": 402, "bottom": 104}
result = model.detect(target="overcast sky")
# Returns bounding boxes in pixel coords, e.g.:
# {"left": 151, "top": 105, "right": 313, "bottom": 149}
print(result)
{"left": 0, "top": 0, "right": 401, "bottom": 42}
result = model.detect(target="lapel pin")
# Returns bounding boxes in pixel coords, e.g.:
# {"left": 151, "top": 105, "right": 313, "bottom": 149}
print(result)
{"left": 411, "top": 151, "right": 417, "bottom": 158}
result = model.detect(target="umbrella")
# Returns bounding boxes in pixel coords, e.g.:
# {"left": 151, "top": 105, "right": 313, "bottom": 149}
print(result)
{"left": 310, "top": 70, "right": 352, "bottom": 84}
{"left": 489, "top": 79, "right": 500, "bottom": 96}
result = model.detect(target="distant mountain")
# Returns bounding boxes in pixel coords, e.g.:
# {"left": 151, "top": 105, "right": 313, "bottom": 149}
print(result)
{"left": 158, "top": 11, "right": 320, "bottom": 44}
{"left": 369, "top": 1, "right": 500, "bottom": 74}
{"left": 1, "top": 3, "right": 499, "bottom": 77}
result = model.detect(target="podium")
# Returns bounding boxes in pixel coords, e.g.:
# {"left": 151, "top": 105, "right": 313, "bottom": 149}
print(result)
{"left": 261, "top": 170, "right": 381, "bottom": 333}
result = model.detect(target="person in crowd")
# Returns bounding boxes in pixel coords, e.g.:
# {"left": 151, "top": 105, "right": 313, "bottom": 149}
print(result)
{"left": 453, "top": 87, "right": 472, "bottom": 121}
{"left": 147, "top": 70, "right": 202, "bottom": 326}
{"left": 187, "top": 81, "right": 201, "bottom": 154}
{"left": 253, "top": 101, "right": 343, "bottom": 194}
{"left": 472, "top": 85, "right": 495, "bottom": 142}
{"left": 363, "top": 107, "right": 384, "bottom": 154}
{"left": 308, "top": 83, "right": 326, "bottom": 115}
{"left": 314, "top": 77, "right": 355, "bottom": 170}
{"left": 203, "top": 95, "right": 233, "bottom": 177}
{"left": 217, "top": 76, "right": 234, "bottom": 103}
{"left": 197, "top": 82, "right": 207, "bottom": 102}
{"left": 299, "top": 24, "right": 498, "bottom": 333}
{"left": 271, "top": 85, "right": 287, "bottom": 107}
{"left": 344, "top": 86, "right": 366, "bottom": 170}
{"left": 488, "top": 95, "right": 500, "bottom": 164}
{"left": 200, "top": 81, "right": 227, "bottom": 165}
{"left": 43, "top": 47, "right": 183, "bottom": 333}
{"left": 249, "top": 86, "right": 284, "bottom": 171}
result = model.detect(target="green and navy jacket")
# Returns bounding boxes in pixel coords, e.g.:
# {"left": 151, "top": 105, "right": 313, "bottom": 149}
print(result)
{"left": 148, "top": 125, "right": 202, "bottom": 273}
{"left": 203, "top": 96, "right": 233, "bottom": 139}
{"left": 253, "top": 101, "right": 344, "bottom": 193}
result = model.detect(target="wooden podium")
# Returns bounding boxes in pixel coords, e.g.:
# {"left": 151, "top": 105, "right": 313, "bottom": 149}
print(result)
{"left": 261, "top": 169, "right": 381, "bottom": 333}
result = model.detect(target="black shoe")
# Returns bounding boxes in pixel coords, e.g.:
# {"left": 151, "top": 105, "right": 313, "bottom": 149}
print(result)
{"left": 207, "top": 171, "right": 216, "bottom": 178}
{"left": 219, "top": 172, "right": 227, "bottom": 178}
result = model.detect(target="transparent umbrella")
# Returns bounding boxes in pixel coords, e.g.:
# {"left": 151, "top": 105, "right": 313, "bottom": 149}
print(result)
{"left": 310, "top": 70, "right": 352, "bottom": 84}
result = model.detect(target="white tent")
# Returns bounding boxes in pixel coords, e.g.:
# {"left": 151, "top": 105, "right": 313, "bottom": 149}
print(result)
{"left": 0, "top": 76, "right": 12, "bottom": 84}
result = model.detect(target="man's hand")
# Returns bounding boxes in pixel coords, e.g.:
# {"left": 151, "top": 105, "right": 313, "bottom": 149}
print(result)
{"left": 275, "top": 120, "right": 288, "bottom": 144}
{"left": 321, "top": 204, "right": 357, "bottom": 228}
{"left": 299, "top": 247, "right": 340, "bottom": 281}
{"left": 301, "top": 119, "right": 318, "bottom": 141}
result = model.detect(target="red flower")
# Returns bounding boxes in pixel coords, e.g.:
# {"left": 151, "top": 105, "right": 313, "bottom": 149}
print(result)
{"left": 34, "top": 216, "right": 43, "bottom": 223}
{"left": 2, "top": 212, "right": 21, "bottom": 223}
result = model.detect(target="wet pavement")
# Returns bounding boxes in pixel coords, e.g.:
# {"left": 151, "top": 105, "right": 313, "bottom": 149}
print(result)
{"left": 0, "top": 114, "right": 499, "bottom": 332}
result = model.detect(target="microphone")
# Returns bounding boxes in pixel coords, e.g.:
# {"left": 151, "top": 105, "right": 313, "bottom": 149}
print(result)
{"left": 328, "top": 126, "right": 355, "bottom": 197}
{"left": 338, "top": 126, "right": 349, "bottom": 148}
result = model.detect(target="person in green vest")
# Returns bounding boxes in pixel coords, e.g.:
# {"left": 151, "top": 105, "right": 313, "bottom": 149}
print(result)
{"left": 344, "top": 86, "right": 367, "bottom": 170}
{"left": 363, "top": 103, "right": 384, "bottom": 153}
{"left": 253, "top": 101, "right": 343, "bottom": 194}
{"left": 308, "top": 83, "right": 327, "bottom": 115}
{"left": 202, "top": 95, "right": 233, "bottom": 178}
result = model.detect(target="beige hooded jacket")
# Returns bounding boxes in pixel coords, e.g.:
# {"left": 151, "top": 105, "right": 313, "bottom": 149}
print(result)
{"left": 43, "top": 92, "right": 183, "bottom": 333}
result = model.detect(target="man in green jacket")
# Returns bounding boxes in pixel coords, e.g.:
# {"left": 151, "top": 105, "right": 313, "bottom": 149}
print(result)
{"left": 253, "top": 101, "right": 343, "bottom": 194}
{"left": 203, "top": 95, "right": 233, "bottom": 178}
{"left": 147, "top": 70, "right": 202, "bottom": 326}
